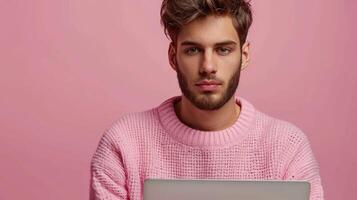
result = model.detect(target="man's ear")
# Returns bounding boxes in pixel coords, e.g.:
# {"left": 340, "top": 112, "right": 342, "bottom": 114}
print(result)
{"left": 168, "top": 42, "right": 177, "bottom": 71}
{"left": 241, "top": 41, "right": 250, "bottom": 71}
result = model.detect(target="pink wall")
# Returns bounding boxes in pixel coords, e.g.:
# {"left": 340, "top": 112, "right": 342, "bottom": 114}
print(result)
{"left": 0, "top": 0, "right": 356, "bottom": 199}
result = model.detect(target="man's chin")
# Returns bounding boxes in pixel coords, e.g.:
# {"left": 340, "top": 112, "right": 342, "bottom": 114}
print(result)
{"left": 191, "top": 93, "right": 226, "bottom": 110}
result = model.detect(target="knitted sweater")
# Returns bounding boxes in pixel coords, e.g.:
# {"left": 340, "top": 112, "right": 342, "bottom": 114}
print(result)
{"left": 90, "top": 96, "right": 324, "bottom": 200}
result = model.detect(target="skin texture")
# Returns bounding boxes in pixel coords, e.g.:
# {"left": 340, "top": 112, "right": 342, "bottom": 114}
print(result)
{"left": 168, "top": 15, "right": 251, "bottom": 131}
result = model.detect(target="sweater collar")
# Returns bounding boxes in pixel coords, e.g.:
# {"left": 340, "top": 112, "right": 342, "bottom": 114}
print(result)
{"left": 157, "top": 95, "right": 256, "bottom": 148}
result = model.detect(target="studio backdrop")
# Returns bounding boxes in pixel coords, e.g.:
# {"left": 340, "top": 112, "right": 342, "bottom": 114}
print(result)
{"left": 0, "top": 0, "right": 356, "bottom": 199}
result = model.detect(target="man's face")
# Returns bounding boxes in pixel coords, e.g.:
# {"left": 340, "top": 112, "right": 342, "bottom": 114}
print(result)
{"left": 170, "top": 15, "right": 249, "bottom": 110}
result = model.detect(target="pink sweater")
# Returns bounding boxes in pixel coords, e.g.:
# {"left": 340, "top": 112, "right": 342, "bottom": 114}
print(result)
{"left": 90, "top": 96, "right": 324, "bottom": 200}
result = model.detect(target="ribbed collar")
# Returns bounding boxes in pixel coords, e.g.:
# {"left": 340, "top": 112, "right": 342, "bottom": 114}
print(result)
{"left": 157, "top": 95, "right": 256, "bottom": 148}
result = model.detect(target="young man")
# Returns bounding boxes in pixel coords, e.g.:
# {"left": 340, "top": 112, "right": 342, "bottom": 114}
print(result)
{"left": 90, "top": 1, "right": 324, "bottom": 200}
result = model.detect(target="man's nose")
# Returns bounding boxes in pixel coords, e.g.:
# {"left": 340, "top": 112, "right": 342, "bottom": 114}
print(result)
{"left": 199, "top": 50, "right": 217, "bottom": 75}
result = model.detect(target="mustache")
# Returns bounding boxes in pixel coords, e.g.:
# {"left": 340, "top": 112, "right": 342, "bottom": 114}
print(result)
{"left": 196, "top": 75, "right": 223, "bottom": 83}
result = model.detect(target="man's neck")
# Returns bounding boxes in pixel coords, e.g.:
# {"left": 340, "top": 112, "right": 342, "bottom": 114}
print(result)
{"left": 174, "top": 95, "right": 241, "bottom": 131}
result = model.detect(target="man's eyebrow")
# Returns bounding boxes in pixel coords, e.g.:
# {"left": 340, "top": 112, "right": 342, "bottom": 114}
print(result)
{"left": 180, "top": 40, "right": 237, "bottom": 46}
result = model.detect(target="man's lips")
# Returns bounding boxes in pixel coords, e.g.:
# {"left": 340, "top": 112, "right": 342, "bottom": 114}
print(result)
{"left": 195, "top": 80, "right": 222, "bottom": 86}
{"left": 195, "top": 80, "right": 222, "bottom": 91}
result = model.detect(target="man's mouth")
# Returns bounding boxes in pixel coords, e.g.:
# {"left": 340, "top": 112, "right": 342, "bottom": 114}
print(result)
{"left": 195, "top": 80, "right": 222, "bottom": 91}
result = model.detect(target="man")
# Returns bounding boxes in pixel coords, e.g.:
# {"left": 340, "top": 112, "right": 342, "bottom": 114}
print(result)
{"left": 90, "top": 0, "right": 324, "bottom": 200}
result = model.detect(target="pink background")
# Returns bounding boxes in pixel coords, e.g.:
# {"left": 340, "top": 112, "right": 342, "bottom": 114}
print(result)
{"left": 1, "top": 0, "right": 356, "bottom": 199}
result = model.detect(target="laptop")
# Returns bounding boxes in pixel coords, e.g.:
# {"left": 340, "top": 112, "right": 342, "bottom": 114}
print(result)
{"left": 144, "top": 179, "right": 310, "bottom": 200}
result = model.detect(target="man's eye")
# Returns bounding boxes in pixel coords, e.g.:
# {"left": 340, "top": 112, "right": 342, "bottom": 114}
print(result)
{"left": 217, "top": 47, "right": 231, "bottom": 55}
{"left": 185, "top": 47, "right": 200, "bottom": 55}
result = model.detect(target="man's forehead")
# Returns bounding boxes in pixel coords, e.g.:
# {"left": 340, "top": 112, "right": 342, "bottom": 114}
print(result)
{"left": 180, "top": 39, "right": 238, "bottom": 47}
{"left": 177, "top": 15, "right": 240, "bottom": 46}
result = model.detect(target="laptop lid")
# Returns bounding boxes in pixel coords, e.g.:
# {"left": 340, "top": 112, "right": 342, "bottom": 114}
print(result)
{"left": 144, "top": 179, "right": 310, "bottom": 200}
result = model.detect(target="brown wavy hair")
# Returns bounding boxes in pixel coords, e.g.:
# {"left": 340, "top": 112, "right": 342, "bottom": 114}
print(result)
{"left": 160, "top": 0, "right": 253, "bottom": 47}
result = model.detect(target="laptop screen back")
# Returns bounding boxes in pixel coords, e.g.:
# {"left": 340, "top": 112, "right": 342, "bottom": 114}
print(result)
{"left": 144, "top": 179, "right": 310, "bottom": 200}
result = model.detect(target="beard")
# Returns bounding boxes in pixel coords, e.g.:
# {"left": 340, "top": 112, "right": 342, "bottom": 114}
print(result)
{"left": 176, "top": 58, "right": 242, "bottom": 110}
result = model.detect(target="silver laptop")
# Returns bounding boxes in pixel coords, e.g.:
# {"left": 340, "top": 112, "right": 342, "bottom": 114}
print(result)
{"left": 144, "top": 179, "right": 310, "bottom": 200}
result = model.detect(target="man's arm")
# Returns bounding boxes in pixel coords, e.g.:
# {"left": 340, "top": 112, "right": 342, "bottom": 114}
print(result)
{"left": 90, "top": 131, "right": 128, "bottom": 200}
{"left": 283, "top": 133, "right": 324, "bottom": 200}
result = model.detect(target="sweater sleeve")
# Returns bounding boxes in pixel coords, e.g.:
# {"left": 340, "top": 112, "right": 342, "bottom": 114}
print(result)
{"left": 90, "top": 131, "right": 128, "bottom": 200}
{"left": 283, "top": 132, "right": 324, "bottom": 200}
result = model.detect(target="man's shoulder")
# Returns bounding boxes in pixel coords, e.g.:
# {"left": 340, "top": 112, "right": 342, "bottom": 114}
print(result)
{"left": 96, "top": 97, "right": 175, "bottom": 148}
{"left": 106, "top": 107, "right": 160, "bottom": 133}
{"left": 254, "top": 109, "right": 309, "bottom": 146}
